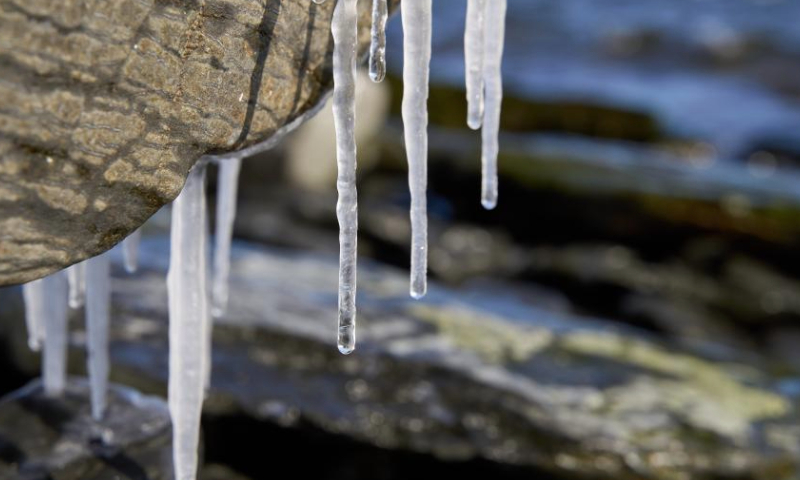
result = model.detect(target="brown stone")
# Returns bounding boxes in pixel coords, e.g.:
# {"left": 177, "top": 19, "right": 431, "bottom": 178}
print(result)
{"left": 0, "top": 0, "right": 397, "bottom": 285}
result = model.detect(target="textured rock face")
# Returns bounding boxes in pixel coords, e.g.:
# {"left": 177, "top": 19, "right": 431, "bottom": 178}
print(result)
{"left": 3, "top": 237, "right": 797, "bottom": 480}
{"left": 0, "top": 0, "right": 394, "bottom": 286}
{"left": 0, "top": 378, "right": 172, "bottom": 479}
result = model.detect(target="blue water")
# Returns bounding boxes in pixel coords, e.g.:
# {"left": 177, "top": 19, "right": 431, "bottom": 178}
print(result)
{"left": 385, "top": 0, "right": 800, "bottom": 157}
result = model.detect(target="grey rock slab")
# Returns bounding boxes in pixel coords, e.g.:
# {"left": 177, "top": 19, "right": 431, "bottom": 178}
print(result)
{"left": 0, "top": 0, "right": 398, "bottom": 286}
{"left": 31, "top": 237, "right": 799, "bottom": 480}
{"left": 0, "top": 378, "right": 173, "bottom": 480}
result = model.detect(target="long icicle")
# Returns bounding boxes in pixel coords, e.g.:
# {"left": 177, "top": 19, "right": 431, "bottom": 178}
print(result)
{"left": 67, "top": 262, "right": 86, "bottom": 309}
{"left": 369, "top": 0, "right": 388, "bottom": 83}
{"left": 167, "top": 164, "right": 209, "bottom": 480}
{"left": 211, "top": 158, "right": 242, "bottom": 318}
{"left": 41, "top": 272, "right": 69, "bottom": 396}
{"left": 402, "top": 0, "right": 432, "bottom": 300}
{"left": 85, "top": 252, "right": 111, "bottom": 420}
{"left": 122, "top": 228, "right": 142, "bottom": 274}
{"left": 464, "top": 0, "right": 486, "bottom": 130}
{"left": 480, "top": 0, "right": 507, "bottom": 210}
{"left": 332, "top": 0, "right": 359, "bottom": 355}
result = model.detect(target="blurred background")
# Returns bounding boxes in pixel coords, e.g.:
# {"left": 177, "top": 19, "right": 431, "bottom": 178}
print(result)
{"left": 3, "top": 1, "right": 800, "bottom": 479}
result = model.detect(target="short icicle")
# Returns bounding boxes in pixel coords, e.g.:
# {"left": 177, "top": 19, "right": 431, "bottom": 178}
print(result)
{"left": 211, "top": 158, "right": 242, "bottom": 318}
{"left": 369, "top": 0, "right": 388, "bottom": 82}
{"left": 122, "top": 228, "right": 142, "bottom": 274}
{"left": 464, "top": 0, "right": 486, "bottom": 130}
{"left": 67, "top": 262, "right": 86, "bottom": 309}
{"left": 85, "top": 252, "right": 111, "bottom": 420}
{"left": 167, "top": 163, "right": 210, "bottom": 480}
{"left": 401, "top": 0, "right": 432, "bottom": 299}
{"left": 22, "top": 279, "right": 47, "bottom": 351}
{"left": 480, "top": 0, "right": 507, "bottom": 210}
{"left": 331, "top": 0, "right": 359, "bottom": 355}
{"left": 29, "top": 272, "right": 69, "bottom": 396}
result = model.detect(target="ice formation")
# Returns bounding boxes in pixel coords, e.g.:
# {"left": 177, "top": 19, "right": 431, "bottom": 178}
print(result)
{"left": 67, "top": 262, "right": 86, "bottom": 309}
{"left": 21, "top": 278, "right": 46, "bottom": 351}
{"left": 369, "top": 0, "right": 388, "bottom": 82}
{"left": 85, "top": 252, "right": 111, "bottom": 420}
{"left": 332, "top": 0, "right": 359, "bottom": 355}
{"left": 402, "top": 0, "right": 432, "bottom": 299}
{"left": 167, "top": 164, "right": 210, "bottom": 480}
{"left": 23, "top": 272, "right": 69, "bottom": 395}
{"left": 41, "top": 273, "right": 68, "bottom": 397}
{"left": 479, "top": 0, "right": 507, "bottom": 210}
{"left": 122, "top": 228, "right": 142, "bottom": 274}
{"left": 211, "top": 158, "right": 242, "bottom": 318}
{"left": 464, "top": 0, "right": 486, "bottom": 130}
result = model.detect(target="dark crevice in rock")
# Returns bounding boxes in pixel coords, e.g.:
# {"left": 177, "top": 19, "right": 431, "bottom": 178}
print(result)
{"left": 202, "top": 413, "right": 567, "bottom": 480}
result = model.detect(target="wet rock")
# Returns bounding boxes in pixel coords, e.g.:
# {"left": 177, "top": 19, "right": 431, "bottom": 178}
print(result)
{"left": 0, "top": 378, "right": 172, "bottom": 479}
{"left": 200, "top": 464, "right": 252, "bottom": 480}
{"left": 2, "top": 237, "right": 795, "bottom": 480}
{"left": 0, "top": 0, "right": 399, "bottom": 286}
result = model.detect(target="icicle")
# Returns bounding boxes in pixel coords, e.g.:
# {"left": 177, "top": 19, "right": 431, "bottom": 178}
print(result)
{"left": 211, "top": 158, "right": 242, "bottom": 318}
{"left": 464, "top": 0, "right": 486, "bottom": 130}
{"left": 38, "top": 273, "right": 69, "bottom": 396}
{"left": 401, "top": 0, "right": 432, "bottom": 300}
{"left": 85, "top": 252, "right": 111, "bottom": 420}
{"left": 332, "top": 0, "right": 359, "bottom": 355}
{"left": 480, "top": 0, "right": 506, "bottom": 210}
{"left": 167, "top": 164, "right": 209, "bottom": 480}
{"left": 122, "top": 228, "right": 142, "bottom": 274}
{"left": 67, "top": 262, "right": 86, "bottom": 309}
{"left": 22, "top": 279, "right": 46, "bottom": 351}
{"left": 369, "top": 0, "right": 388, "bottom": 83}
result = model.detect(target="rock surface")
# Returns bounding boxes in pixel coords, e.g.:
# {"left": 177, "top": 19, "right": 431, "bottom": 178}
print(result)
{"left": 2, "top": 237, "right": 796, "bottom": 480}
{"left": 0, "top": 0, "right": 397, "bottom": 286}
{"left": 0, "top": 378, "right": 172, "bottom": 480}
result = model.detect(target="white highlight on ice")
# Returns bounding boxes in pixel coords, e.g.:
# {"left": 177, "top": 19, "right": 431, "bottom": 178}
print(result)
{"left": 464, "top": 0, "right": 486, "bottom": 130}
{"left": 369, "top": 0, "right": 388, "bottom": 83}
{"left": 332, "top": 0, "right": 359, "bottom": 355}
{"left": 85, "top": 252, "right": 111, "bottom": 420}
{"left": 122, "top": 228, "right": 142, "bottom": 274}
{"left": 167, "top": 164, "right": 210, "bottom": 480}
{"left": 211, "top": 158, "right": 242, "bottom": 318}
{"left": 67, "top": 262, "right": 86, "bottom": 309}
{"left": 479, "top": 0, "right": 507, "bottom": 210}
{"left": 401, "top": 0, "right": 432, "bottom": 300}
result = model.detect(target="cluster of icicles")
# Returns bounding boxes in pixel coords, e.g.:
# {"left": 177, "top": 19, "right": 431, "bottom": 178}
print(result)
{"left": 21, "top": 1, "right": 506, "bottom": 479}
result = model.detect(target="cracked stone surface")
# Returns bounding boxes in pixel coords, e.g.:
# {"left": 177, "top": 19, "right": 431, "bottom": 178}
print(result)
{"left": 0, "top": 0, "right": 397, "bottom": 285}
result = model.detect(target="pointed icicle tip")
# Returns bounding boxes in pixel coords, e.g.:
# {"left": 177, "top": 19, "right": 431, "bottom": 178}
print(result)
{"left": 410, "top": 286, "right": 427, "bottom": 300}
{"left": 338, "top": 324, "right": 356, "bottom": 355}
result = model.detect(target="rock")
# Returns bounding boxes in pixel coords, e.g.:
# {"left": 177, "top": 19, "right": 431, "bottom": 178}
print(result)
{"left": 200, "top": 464, "right": 252, "bottom": 480}
{"left": 0, "top": 0, "right": 399, "bottom": 286}
{"left": 4, "top": 237, "right": 797, "bottom": 480}
{"left": 0, "top": 378, "right": 173, "bottom": 479}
